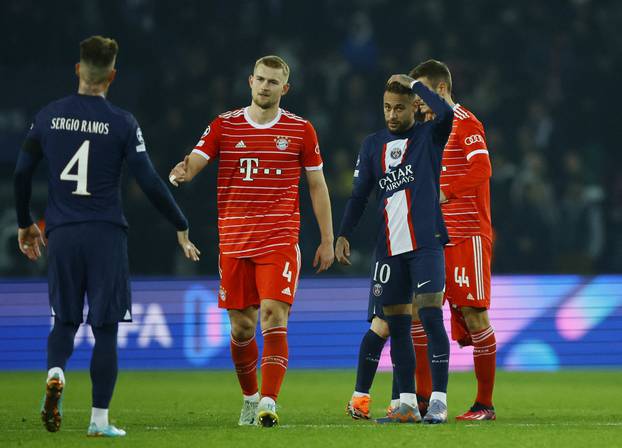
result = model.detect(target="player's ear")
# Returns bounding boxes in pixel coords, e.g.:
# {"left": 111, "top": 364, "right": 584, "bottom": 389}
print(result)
{"left": 75, "top": 63, "right": 80, "bottom": 78}
{"left": 108, "top": 68, "right": 117, "bottom": 84}
{"left": 248, "top": 74, "right": 254, "bottom": 88}
{"left": 281, "top": 83, "right": 290, "bottom": 96}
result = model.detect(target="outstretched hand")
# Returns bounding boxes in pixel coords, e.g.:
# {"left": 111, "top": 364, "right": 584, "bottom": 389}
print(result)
{"left": 169, "top": 156, "right": 189, "bottom": 187}
{"left": 177, "top": 229, "right": 201, "bottom": 261}
{"left": 18, "top": 223, "right": 46, "bottom": 261}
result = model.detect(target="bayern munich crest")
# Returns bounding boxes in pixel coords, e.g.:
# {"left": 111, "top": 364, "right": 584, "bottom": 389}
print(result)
{"left": 218, "top": 286, "right": 227, "bottom": 302}
{"left": 275, "top": 136, "right": 290, "bottom": 150}
{"left": 390, "top": 148, "right": 402, "bottom": 160}
{"left": 373, "top": 283, "right": 383, "bottom": 297}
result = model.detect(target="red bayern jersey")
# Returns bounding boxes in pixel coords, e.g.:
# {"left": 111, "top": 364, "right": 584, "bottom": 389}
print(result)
{"left": 440, "top": 104, "right": 492, "bottom": 245}
{"left": 192, "top": 107, "right": 323, "bottom": 258}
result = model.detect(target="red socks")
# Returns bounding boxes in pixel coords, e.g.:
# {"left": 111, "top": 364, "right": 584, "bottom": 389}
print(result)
{"left": 411, "top": 321, "right": 432, "bottom": 400}
{"left": 230, "top": 335, "right": 259, "bottom": 396}
{"left": 472, "top": 326, "right": 496, "bottom": 407}
{"left": 260, "top": 326, "right": 289, "bottom": 401}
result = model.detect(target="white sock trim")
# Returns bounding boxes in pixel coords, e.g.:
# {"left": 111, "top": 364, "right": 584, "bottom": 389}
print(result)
{"left": 243, "top": 392, "right": 260, "bottom": 402}
{"left": 46, "top": 367, "right": 65, "bottom": 384}
{"left": 90, "top": 407, "right": 109, "bottom": 427}
{"left": 390, "top": 399, "right": 401, "bottom": 409}
{"left": 259, "top": 396, "right": 276, "bottom": 406}
{"left": 430, "top": 391, "right": 447, "bottom": 406}
{"left": 353, "top": 391, "right": 370, "bottom": 398}
{"left": 399, "top": 393, "right": 417, "bottom": 408}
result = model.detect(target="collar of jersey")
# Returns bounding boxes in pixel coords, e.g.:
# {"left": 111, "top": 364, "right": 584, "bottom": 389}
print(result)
{"left": 243, "top": 107, "right": 282, "bottom": 129}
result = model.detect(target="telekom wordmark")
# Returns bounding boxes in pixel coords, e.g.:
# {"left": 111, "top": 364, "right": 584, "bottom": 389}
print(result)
{"left": 239, "top": 158, "right": 282, "bottom": 181}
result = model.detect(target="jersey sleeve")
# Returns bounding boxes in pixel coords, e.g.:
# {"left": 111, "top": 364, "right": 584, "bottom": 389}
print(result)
{"left": 300, "top": 121, "right": 324, "bottom": 171}
{"left": 191, "top": 117, "right": 221, "bottom": 161}
{"left": 122, "top": 114, "right": 148, "bottom": 156}
{"left": 457, "top": 118, "right": 489, "bottom": 161}
{"left": 337, "top": 138, "right": 374, "bottom": 238}
{"left": 443, "top": 119, "right": 491, "bottom": 199}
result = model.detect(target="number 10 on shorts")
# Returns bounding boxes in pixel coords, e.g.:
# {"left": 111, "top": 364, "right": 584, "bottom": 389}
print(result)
{"left": 454, "top": 267, "right": 470, "bottom": 288}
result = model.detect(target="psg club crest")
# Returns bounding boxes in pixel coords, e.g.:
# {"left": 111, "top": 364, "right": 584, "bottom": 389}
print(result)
{"left": 373, "top": 283, "right": 383, "bottom": 297}
{"left": 390, "top": 148, "right": 402, "bottom": 160}
{"left": 275, "top": 136, "right": 290, "bottom": 150}
{"left": 218, "top": 286, "right": 227, "bottom": 302}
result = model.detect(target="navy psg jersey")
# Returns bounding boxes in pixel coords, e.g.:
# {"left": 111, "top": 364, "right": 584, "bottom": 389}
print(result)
{"left": 338, "top": 82, "right": 453, "bottom": 257}
{"left": 22, "top": 94, "right": 147, "bottom": 233}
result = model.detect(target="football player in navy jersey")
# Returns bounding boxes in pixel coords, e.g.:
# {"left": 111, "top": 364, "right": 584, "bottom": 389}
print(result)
{"left": 338, "top": 75, "right": 452, "bottom": 424}
{"left": 13, "top": 35, "right": 200, "bottom": 437}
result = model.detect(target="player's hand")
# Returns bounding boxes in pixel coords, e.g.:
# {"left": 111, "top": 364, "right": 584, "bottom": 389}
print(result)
{"left": 18, "top": 223, "right": 46, "bottom": 261}
{"left": 177, "top": 229, "right": 201, "bottom": 261}
{"left": 169, "top": 156, "right": 189, "bottom": 187}
{"left": 387, "top": 74, "right": 416, "bottom": 89}
{"left": 313, "top": 240, "right": 335, "bottom": 273}
{"left": 439, "top": 189, "right": 448, "bottom": 204}
{"left": 335, "top": 236, "right": 352, "bottom": 266}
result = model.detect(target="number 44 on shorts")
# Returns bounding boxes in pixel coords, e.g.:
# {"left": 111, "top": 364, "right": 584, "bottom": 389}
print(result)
{"left": 454, "top": 267, "right": 470, "bottom": 288}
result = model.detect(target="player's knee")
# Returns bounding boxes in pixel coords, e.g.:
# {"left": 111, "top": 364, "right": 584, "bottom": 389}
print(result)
{"left": 370, "top": 317, "right": 389, "bottom": 339}
{"left": 230, "top": 316, "right": 256, "bottom": 340}
{"left": 414, "top": 292, "right": 443, "bottom": 309}
{"left": 462, "top": 307, "right": 489, "bottom": 332}
{"left": 260, "top": 301, "right": 289, "bottom": 328}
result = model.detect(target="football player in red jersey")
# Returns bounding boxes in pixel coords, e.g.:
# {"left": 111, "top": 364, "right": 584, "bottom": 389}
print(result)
{"left": 169, "top": 56, "right": 335, "bottom": 427}
{"left": 410, "top": 60, "right": 496, "bottom": 421}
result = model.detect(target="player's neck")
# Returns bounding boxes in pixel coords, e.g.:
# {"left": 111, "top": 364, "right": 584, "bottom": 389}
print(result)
{"left": 247, "top": 103, "right": 280, "bottom": 125}
{"left": 443, "top": 94, "right": 455, "bottom": 108}
{"left": 78, "top": 82, "right": 107, "bottom": 98}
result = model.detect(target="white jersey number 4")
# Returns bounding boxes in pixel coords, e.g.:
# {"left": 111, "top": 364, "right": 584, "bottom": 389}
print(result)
{"left": 60, "top": 140, "right": 91, "bottom": 196}
{"left": 454, "top": 267, "right": 470, "bottom": 288}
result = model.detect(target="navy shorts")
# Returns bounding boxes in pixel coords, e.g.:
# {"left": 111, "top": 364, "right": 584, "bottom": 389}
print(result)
{"left": 47, "top": 222, "right": 131, "bottom": 327}
{"left": 367, "top": 246, "right": 445, "bottom": 322}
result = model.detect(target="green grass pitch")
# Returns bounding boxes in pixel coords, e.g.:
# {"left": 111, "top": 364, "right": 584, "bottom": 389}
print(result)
{"left": 1, "top": 370, "right": 621, "bottom": 447}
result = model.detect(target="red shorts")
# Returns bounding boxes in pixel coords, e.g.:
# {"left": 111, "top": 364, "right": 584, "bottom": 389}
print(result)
{"left": 217, "top": 244, "right": 301, "bottom": 310}
{"left": 444, "top": 236, "right": 492, "bottom": 345}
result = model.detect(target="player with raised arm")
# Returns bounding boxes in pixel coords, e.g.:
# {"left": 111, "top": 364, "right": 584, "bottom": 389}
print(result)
{"left": 337, "top": 74, "right": 452, "bottom": 424}
{"left": 410, "top": 60, "right": 496, "bottom": 421}
{"left": 13, "top": 36, "right": 199, "bottom": 437}
{"left": 169, "top": 55, "right": 334, "bottom": 427}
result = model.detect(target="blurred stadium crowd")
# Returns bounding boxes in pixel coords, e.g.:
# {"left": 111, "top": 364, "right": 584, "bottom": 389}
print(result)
{"left": 1, "top": 0, "right": 620, "bottom": 277}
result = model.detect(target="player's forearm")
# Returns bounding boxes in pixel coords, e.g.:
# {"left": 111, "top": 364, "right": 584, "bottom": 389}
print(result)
{"left": 13, "top": 152, "right": 38, "bottom": 228}
{"left": 128, "top": 155, "right": 189, "bottom": 230}
{"left": 337, "top": 196, "right": 367, "bottom": 239}
{"left": 309, "top": 182, "right": 334, "bottom": 243}
{"left": 412, "top": 81, "right": 453, "bottom": 122}
{"left": 443, "top": 157, "right": 491, "bottom": 199}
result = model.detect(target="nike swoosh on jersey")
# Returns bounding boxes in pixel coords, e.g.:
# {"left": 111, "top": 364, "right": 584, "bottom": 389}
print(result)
{"left": 417, "top": 280, "right": 432, "bottom": 288}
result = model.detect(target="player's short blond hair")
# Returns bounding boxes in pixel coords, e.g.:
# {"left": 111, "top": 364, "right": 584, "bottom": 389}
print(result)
{"left": 254, "top": 55, "right": 290, "bottom": 82}
{"left": 79, "top": 35, "right": 118, "bottom": 85}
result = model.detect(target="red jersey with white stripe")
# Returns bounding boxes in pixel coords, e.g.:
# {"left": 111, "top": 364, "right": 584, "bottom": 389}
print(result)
{"left": 191, "top": 107, "right": 323, "bottom": 258}
{"left": 440, "top": 104, "right": 492, "bottom": 245}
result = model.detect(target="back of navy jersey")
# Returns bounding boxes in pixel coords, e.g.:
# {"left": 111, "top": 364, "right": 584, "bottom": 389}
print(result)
{"left": 24, "top": 94, "right": 144, "bottom": 233}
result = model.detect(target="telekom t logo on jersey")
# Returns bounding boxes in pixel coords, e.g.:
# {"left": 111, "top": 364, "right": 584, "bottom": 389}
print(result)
{"left": 239, "top": 158, "right": 283, "bottom": 181}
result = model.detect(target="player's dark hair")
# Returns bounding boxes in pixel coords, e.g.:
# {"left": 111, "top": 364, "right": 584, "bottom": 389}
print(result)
{"left": 409, "top": 60, "right": 452, "bottom": 92}
{"left": 80, "top": 36, "right": 118, "bottom": 68}
{"left": 385, "top": 81, "right": 414, "bottom": 97}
